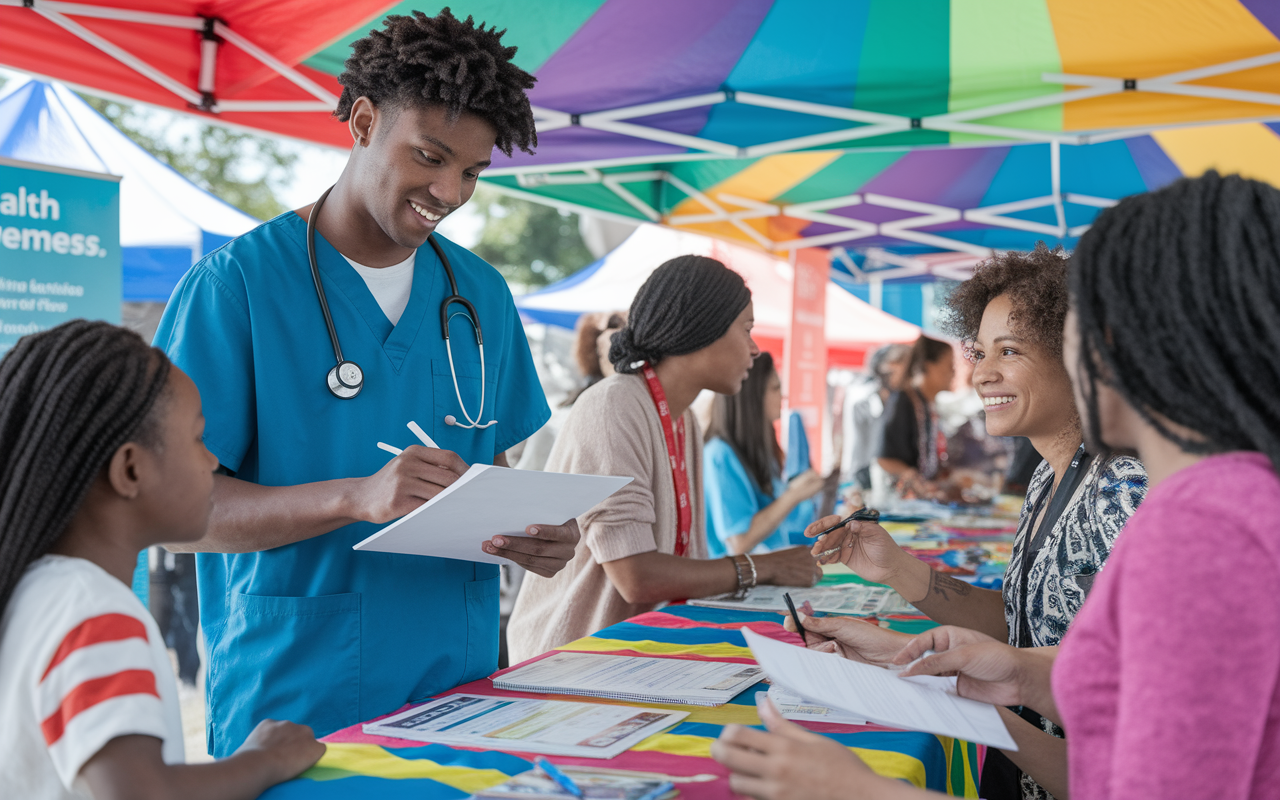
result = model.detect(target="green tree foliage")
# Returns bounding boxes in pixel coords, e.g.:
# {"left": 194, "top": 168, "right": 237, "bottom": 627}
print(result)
{"left": 469, "top": 187, "right": 595, "bottom": 288}
{"left": 80, "top": 95, "right": 297, "bottom": 221}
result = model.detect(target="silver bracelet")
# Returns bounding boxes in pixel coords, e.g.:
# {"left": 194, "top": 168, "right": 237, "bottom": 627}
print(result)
{"left": 742, "top": 553, "right": 758, "bottom": 592}
{"left": 728, "top": 555, "right": 749, "bottom": 599}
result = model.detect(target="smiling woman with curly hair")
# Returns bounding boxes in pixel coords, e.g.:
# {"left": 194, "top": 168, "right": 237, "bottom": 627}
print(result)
{"left": 789, "top": 242, "right": 1149, "bottom": 800}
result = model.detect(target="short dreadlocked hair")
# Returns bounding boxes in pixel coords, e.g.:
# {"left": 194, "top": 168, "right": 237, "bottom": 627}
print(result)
{"left": 0, "top": 320, "right": 172, "bottom": 619}
{"left": 941, "top": 243, "right": 1070, "bottom": 358}
{"left": 1070, "top": 171, "right": 1280, "bottom": 472}
{"left": 335, "top": 7, "right": 538, "bottom": 157}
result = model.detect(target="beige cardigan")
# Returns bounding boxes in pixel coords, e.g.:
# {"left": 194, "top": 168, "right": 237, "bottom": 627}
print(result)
{"left": 507, "top": 373, "right": 707, "bottom": 663}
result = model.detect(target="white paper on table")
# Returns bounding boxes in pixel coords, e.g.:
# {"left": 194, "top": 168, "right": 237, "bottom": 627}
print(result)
{"left": 767, "top": 685, "right": 866, "bottom": 725}
{"left": 743, "top": 629, "right": 1017, "bottom": 750}
{"left": 362, "top": 693, "right": 688, "bottom": 759}
{"left": 353, "top": 464, "right": 631, "bottom": 564}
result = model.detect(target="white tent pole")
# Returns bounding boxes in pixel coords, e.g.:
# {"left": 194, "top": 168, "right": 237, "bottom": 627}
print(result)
{"left": 35, "top": 7, "right": 203, "bottom": 105}
{"left": 1063, "top": 193, "right": 1117, "bottom": 208}
{"left": 1153, "top": 49, "right": 1280, "bottom": 85}
{"left": 602, "top": 177, "right": 660, "bottom": 221}
{"left": 743, "top": 122, "right": 910, "bottom": 157}
{"left": 774, "top": 229, "right": 878, "bottom": 250}
{"left": 19, "top": 1, "right": 203, "bottom": 29}
{"left": 212, "top": 22, "right": 339, "bottom": 107}
{"left": 213, "top": 100, "right": 336, "bottom": 112}
{"left": 581, "top": 118, "right": 741, "bottom": 156}
{"left": 869, "top": 278, "right": 883, "bottom": 309}
{"left": 585, "top": 92, "right": 728, "bottom": 122}
{"left": 1051, "top": 140, "right": 1066, "bottom": 237}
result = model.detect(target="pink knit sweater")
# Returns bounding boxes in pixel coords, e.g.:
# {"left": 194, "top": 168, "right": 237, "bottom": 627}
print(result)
{"left": 1053, "top": 452, "right": 1280, "bottom": 799}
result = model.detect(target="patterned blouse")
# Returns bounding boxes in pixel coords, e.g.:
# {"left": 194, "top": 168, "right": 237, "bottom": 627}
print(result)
{"left": 1000, "top": 450, "right": 1148, "bottom": 800}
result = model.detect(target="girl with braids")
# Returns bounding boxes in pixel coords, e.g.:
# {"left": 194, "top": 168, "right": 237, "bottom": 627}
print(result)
{"left": 703, "top": 351, "right": 825, "bottom": 558}
{"left": 151, "top": 9, "right": 581, "bottom": 755}
{"left": 713, "top": 172, "right": 1280, "bottom": 800}
{"left": 508, "top": 256, "right": 822, "bottom": 662}
{"left": 0, "top": 320, "right": 322, "bottom": 800}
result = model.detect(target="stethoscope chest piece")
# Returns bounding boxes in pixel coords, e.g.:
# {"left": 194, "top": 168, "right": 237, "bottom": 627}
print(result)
{"left": 327, "top": 359, "right": 364, "bottom": 399}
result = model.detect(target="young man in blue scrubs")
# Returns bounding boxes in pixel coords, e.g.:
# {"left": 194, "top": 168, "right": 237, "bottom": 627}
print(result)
{"left": 153, "top": 9, "right": 580, "bottom": 756}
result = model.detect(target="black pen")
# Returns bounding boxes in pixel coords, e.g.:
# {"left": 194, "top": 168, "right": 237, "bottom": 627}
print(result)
{"left": 811, "top": 506, "right": 881, "bottom": 541}
{"left": 783, "top": 592, "right": 806, "bottom": 641}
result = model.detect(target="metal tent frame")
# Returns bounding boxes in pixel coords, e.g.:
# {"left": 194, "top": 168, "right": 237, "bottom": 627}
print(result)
{"left": 6, "top": 0, "right": 1279, "bottom": 263}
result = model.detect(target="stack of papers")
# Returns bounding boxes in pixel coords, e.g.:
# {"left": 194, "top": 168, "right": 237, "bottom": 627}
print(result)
{"left": 474, "top": 767, "right": 677, "bottom": 799}
{"left": 743, "top": 629, "right": 1016, "bottom": 750}
{"left": 494, "top": 652, "right": 764, "bottom": 707}
{"left": 363, "top": 694, "right": 687, "bottom": 759}
{"left": 690, "top": 583, "right": 916, "bottom": 616}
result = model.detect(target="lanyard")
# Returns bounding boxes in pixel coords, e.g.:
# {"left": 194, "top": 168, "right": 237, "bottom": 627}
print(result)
{"left": 640, "top": 363, "right": 691, "bottom": 558}
{"left": 1016, "top": 443, "right": 1090, "bottom": 647}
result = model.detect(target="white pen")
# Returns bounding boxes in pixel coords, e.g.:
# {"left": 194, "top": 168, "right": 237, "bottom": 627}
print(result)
{"left": 376, "top": 442, "right": 403, "bottom": 456}
{"left": 407, "top": 421, "right": 439, "bottom": 449}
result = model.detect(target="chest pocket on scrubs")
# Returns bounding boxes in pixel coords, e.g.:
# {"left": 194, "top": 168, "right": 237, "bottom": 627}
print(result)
{"left": 212, "top": 591, "right": 360, "bottom": 752}
{"left": 431, "top": 357, "right": 497, "bottom": 457}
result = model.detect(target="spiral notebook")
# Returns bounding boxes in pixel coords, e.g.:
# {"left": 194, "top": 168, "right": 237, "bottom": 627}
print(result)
{"left": 493, "top": 652, "right": 764, "bottom": 707}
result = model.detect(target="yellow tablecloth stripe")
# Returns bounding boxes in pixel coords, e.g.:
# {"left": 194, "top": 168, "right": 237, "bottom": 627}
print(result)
{"left": 556, "top": 637, "right": 754, "bottom": 660}
{"left": 302, "top": 743, "right": 512, "bottom": 791}
{"left": 633, "top": 733, "right": 929, "bottom": 788}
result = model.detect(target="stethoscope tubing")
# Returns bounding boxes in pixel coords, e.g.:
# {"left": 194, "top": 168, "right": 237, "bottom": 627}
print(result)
{"left": 307, "top": 186, "right": 497, "bottom": 429}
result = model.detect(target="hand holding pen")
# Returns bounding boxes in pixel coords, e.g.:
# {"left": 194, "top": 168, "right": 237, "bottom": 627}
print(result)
{"left": 803, "top": 508, "right": 912, "bottom": 584}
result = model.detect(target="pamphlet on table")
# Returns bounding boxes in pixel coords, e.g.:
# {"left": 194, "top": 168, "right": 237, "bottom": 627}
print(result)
{"left": 743, "top": 629, "right": 1017, "bottom": 750}
{"left": 473, "top": 765, "right": 678, "bottom": 799}
{"left": 768, "top": 685, "right": 866, "bottom": 725}
{"left": 353, "top": 464, "right": 631, "bottom": 564}
{"left": 362, "top": 693, "right": 686, "bottom": 759}
{"left": 690, "top": 583, "right": 916, "bottom": 616}
{"left": 494, "top": 652, "right": 764, "bottom": 706}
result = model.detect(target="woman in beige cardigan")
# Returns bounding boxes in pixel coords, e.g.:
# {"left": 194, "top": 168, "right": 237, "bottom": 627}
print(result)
{"left": 509, "top": 256, "right": 822, "bottom": 662}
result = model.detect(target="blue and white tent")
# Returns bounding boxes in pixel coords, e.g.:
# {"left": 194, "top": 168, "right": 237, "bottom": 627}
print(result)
{"left": 0, "top": 77, "right": 258, "bottom": 301}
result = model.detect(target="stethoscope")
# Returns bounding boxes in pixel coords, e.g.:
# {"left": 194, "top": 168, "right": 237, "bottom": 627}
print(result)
{"left": 307, "top": 186, "right": 497, "bottom": 429}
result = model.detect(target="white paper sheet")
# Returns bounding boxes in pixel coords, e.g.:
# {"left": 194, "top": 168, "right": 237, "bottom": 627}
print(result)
{"left": 363, "top": 693, "right": 687, "bottom": 759}
{"left": 689, "top": 583, "right": 916, "bottom": 616}
{"left": 767, "top": 686, "right": 866, "bottom": 725}
{"left": 353, "top": 464, "right": 631, "bottom": 564}
{"left": 495, "top": 652, "right": 764, "bottom": 706}
{"left": 743, "top": 629, "right": 1016, "bottom": 750}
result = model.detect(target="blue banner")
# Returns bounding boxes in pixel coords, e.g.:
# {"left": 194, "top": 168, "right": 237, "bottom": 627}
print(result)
{"left": 0, "top": 158, "right": 121, "bottom": 355}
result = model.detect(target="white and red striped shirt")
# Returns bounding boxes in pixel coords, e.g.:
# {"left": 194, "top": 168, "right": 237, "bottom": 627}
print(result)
{"left": 0, "top": 555, "right": 183, "bottom": 798}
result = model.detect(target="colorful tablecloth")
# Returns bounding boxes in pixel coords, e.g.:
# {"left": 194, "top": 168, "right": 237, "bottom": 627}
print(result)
{"left": 261, "top": 604, "right": 981, "bottom": 799}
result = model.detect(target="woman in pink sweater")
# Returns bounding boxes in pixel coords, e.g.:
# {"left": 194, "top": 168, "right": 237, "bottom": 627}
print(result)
{"left": 712, "top": 172, "right": 1280, "bottom": 799}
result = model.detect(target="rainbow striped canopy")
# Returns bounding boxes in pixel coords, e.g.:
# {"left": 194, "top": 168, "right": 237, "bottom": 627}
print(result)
{"left": 3, "top": 0, "right": 1279, "bottom": 261}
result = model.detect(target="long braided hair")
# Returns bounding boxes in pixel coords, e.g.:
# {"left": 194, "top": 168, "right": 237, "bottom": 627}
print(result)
{"left": 1070, "top": 171, "right": 1280, "bottom": 472}
{"left": 609, "top": 255, "right": 751, "bottom": 373}
{"left": 0, "top": 320, "right": 171, "bottom": 618}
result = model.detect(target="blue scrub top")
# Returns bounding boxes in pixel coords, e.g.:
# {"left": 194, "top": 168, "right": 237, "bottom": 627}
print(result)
{"left": 153, "top": 213, "right": 549, "bottom": 756}
{"left": 702, "top": 438, "right": 815, "bottom": 559}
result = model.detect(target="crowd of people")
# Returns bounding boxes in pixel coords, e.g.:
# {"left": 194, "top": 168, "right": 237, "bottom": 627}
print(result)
{"left": 0, "top": 7, "right": 1277, "bottom": 800}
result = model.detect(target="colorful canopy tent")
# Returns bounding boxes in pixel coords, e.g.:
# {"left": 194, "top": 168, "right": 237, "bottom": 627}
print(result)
{"left": 5, "top": 1, "right": 1277, "bottom": 291}
{"left": 0, "top": 76, "right": 258, "bottom": 301}
{"left": 516, "top": 224, "right": 920, "bottom": 369}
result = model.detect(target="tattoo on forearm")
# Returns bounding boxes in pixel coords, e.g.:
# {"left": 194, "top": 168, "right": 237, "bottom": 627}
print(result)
{"left": 925, "top": 570, "right": 973, "bottom": 602}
